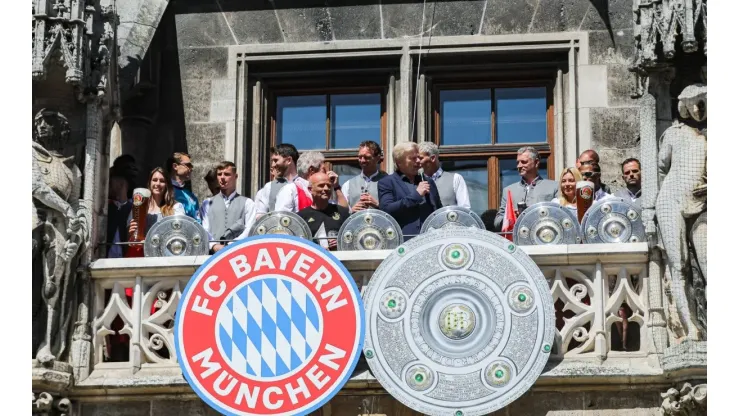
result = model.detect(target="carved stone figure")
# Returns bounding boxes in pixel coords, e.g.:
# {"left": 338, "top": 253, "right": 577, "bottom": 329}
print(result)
{"left": 659, "top": 383, "right": 707, "bottom": 416}
{"left": 32, "top": 109, "right": 88, "bottom": 364}
{"left": 653, "top": 84, "right": 707, "bottom": 341}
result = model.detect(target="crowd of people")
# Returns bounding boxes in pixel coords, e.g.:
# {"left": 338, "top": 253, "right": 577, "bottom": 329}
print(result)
{"left": 105, "top": 141, "right": 643, "bottom": 257}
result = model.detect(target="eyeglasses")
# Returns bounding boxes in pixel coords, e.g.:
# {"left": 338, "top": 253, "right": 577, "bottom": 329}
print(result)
{"left": 179, "top": 162, "right": 193, "bottom": 169}
{"left": 581, "top": 171, "right": 599, "bottom": 179}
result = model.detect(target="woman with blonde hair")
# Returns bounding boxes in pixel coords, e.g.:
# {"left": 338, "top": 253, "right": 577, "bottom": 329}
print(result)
{"left": 552, "top": 167, "right": 583, "bottom": 216}
{"left": 127, "top": 167, "right": 185, "bottom": 239}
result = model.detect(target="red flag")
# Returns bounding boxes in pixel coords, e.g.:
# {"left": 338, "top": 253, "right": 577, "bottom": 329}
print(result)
{"left": 501, "top": 189, "right": 516, "bottom": 241}
{"left": 296, "top": 184, "right": 313, "bottom": 211}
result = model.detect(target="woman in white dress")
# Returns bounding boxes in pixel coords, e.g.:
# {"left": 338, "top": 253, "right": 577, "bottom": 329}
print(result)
{"left": 551, "top": 167, "right": 583, "bottom": 216}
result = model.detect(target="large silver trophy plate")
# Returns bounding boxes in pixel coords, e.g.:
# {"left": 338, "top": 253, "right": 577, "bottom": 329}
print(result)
{"left": 248, "top": 211, "right": 311, "bottom": 239}
{"left": 362, "top": 228, "right": 556, "bottom": 416}
{"left": 144, "top": 215, "right": 209, "bottom": 257}
{"left": 581, "top": 198, "right": 645, "bottom": 243}
{"left": 338, "top": 209, "right": 403, "bottom": 251}
{"left": 514, "top": 202, "right": 582, "bottom": 246}
{"left": 420, "top": 206, "right": 485, "bottom": 234}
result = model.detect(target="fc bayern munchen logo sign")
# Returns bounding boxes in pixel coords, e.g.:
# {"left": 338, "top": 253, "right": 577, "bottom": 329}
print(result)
{"left": 175, "top": 235, "right": 365, "bottom": 416}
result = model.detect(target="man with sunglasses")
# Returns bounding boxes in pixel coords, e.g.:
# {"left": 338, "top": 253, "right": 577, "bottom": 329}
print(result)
{"left": 168, "top": 152, "right": 200, "bottom": 222}
{"left": 614, "top": 158, "right": 642, "bottom": 208}
{"left": 578, "top": 162, "right": 614, "bottom": 202}
{"left": 576, "top": 149, "right": 612, "bottom": 194}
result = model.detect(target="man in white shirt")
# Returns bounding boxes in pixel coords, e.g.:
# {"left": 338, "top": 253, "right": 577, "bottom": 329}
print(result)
{"left": 340, "top": 140, "right": 387, "bottom": 212}
{"left": 201, "top": 161, "right": 257, "bottom": 253}
{"left": 274, "top": 151, "right": 347, "bottom": 212}
{"left": 255, "top": 144, "right": 301, "bottom": 217}
{"left": 418, "top": 142, "right": 471, "bottom": 209}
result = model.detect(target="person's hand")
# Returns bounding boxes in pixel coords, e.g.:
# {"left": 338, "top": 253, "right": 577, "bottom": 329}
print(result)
{"left": 362, "top": 194, "right": 379, "bottom": 208}
{"left": 351, "top": 200, "right": 366, "bottom": 212}
{"left": 128, "top": 221, "right": 138, "bottom": 238}
{"left": 213, "top": 243, "right": 225, "bottom": 252}
{"left": 327, "top": 171, "right": 339, "bottom": 187}
{"left": 416, "top": 181, "right": 430, "bottom": 197}
{"left": 328, "top": 239, "right": 338, "bottom": 251}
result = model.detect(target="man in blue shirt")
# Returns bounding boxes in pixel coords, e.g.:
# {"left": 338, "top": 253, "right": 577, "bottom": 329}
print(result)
{"left": 379, "top": 142, "right": 443, "bottom": 241}
{"left": 167, "top": 152, "right": 200, "bottom": 222}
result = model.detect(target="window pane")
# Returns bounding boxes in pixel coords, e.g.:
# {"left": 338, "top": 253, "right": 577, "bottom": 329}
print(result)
{"left": 276, "top": 95, "right": 326, "bottom": 150}
{"left": 331, "top": 163, "right": 361, "bottom": 188}
{"left": 498, "top": 158, "right": 549, "bottom": 203}
{"left": 440, "top": 159, "right": 489, "bottom": 216}
{"left": 495, "top": 87, "right": 547, "bottom": 144}
{"left": 440, "top": 89, "right": 492, "bottom": 145}
{"left": 330, "top": 93, "right": 382, "bottom": 150}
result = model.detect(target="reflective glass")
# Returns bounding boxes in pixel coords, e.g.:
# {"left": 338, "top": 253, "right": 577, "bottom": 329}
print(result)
{"left": 440, "top": 89, "right": 492, "bottom": 145}
{"left": 330, "top": 93, "right": 382, "bottom": 150}
{"left": 495, "top": 87, "right": 547, "bottom": 144}
{"left": 276, "top": 95, "right": 326, "bottom": 150}
{"left": 331, "top": 163, "right": 362, "bottom": 189}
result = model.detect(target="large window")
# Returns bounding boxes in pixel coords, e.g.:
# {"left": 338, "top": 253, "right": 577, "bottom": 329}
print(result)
{"left": 433, "top": 82, "right": 554, "bottom": 214}
{"left": 272, "top": 88, "right": 386, "bottom": 176}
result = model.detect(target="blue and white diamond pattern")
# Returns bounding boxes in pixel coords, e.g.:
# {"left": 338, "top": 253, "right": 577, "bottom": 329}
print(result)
{"left": 216, "top": 277, "right": 322, "bottom": 379}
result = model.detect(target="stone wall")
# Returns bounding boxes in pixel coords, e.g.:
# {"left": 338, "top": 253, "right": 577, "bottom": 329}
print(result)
{"left": 76, "top": 389, "right": 663, "bottom": 416}
{"left": 114, "top": 0, "right": 644, "bottom": 200}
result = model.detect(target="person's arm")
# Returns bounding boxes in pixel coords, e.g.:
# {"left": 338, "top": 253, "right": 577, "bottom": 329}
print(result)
{"left": 233, "top": 199, "right": 258, "bottom": 242}
{"left": 454, "top": 173, "right": 471, "bottom": 209}
{"left": 174, "top": 203, "right": 185, "bottom": 215}
{"left": 274, "top": 184, "right": 297, "bottom": 212}
{"left": 493, "top": 190, "right": 508, "bottom": 231}
{"left": 378, "top": 178, "right": 423, "bottom": 214}
{"left": 334, "top": 184, "right": 348, "bottom": 208}
{"left": 255, "top": 184, "right": 270, "bottom": 217}
{"left": 200, "top": 199, "right": 217, "bottom": 251}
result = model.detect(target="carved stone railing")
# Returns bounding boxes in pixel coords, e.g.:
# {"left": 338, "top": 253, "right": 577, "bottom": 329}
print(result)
{"left": 81, "top": 244, "right": 659, "bottom": 393}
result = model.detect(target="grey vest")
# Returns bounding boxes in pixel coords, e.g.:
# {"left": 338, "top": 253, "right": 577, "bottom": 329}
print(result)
{"left": 434, "top": 171, "right": 456, "bottom": 206}
{"left": 346, "top": 171, "right": 387, "bottom": 207}
{"left": 208, "top": 193, "right": 248, "bottom": 240}
{"left": 268, "top": 179, "right": 290, "bottom": 212}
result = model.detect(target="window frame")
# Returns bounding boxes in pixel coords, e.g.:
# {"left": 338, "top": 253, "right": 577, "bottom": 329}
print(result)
{"left": 268, "top": 85, "right": 388, "bottom": 171}
{"left": 431, "top": 78, "right": 555, "bottom": 210}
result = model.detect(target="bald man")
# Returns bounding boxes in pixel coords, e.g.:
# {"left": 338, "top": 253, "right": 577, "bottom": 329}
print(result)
{"left": 297, "top": 172, "right": 350, "bottom": 250}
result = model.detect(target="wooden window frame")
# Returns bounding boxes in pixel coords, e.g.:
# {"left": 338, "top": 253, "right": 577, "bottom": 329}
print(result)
{"left": 268, "top": 85, "right": 388, "bottom": 172}
{"left": 431, "top": 79, "right": 555, "bottom": 210}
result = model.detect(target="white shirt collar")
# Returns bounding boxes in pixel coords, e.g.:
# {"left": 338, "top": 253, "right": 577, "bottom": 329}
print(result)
{"left": 221, "top": 190, "right": 239, "bottom": 202}
{"left": 361, "top": 170, "right": 380, "bottom": 182}
{"left": 431, "top": 167, "right": 444, "bottom": 181}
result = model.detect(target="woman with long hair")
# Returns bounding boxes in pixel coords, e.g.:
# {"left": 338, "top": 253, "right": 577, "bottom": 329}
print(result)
{"left": 552, "top": 167, "right": 583, "bottom": 216}
{"left": 127, "top": 167, "right": 185, "bottom": 239}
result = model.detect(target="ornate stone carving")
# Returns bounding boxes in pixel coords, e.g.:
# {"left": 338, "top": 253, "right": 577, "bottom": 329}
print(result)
{"left": 32, "top": 1, "right": 118, "bottom": 101}
{"left": 32, "top": 109, "right": 89, "bottom": 364}
{"left": 32, "top": 391, "right": 71, "bottom": 416}
{"left": 632, "top": 0, "right": 707, "bottom": 70}
{"left": 647, "top": 84, "right": 706, "bottom": 342}
{"left": 659, "top": 382, "right": 707, "bottom": 416}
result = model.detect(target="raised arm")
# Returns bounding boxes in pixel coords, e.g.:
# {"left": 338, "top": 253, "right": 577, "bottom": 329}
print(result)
{"left": 378, "top": 179, "right": 423, "bottom": 214}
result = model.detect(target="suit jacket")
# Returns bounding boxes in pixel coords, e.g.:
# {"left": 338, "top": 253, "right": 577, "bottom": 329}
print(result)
{"left": 494, "top": 176, "right": 559, "bottom": 231}
{"left": 379, "top": 172, "right": 443, "bottom": 241}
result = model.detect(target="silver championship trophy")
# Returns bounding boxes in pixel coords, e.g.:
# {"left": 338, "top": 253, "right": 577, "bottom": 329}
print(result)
{"left": 248, "top": 211, "right": 312, "bottom": 239}
{"left": 362, "top": 228, "right": 556, "bottom": 416}
{"left": 144, "top": 215, "right": 209, "bottom": 257}
{"left": 338, "top": 209, "right": 403, "bottom": 251}
{"left": 514, "top": 202, "right": 583, "bottom": 246}
{"left": 420, "top": 206, "right": 486, "bottom": 234}
{"left": 581, "top": 198, "right": 646, "bottom": 244}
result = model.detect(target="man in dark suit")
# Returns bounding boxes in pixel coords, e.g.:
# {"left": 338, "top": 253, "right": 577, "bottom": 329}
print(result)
{"left": 379, "top": 142, "right": 443, "bottom": 241}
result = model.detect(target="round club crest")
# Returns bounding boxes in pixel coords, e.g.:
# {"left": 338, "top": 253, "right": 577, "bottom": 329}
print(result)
{"left": 176, "top": 236, "right": 365, "bottom": 416}
{"left": 420, "top": 206, "right": 486, "bottom": 234}
{"left": 248, "top": 211, "right": 312, "bottom": 240}
{"left": 514, "top": 202, "right": 582, "bottom": 246}
{"left": 362, "top": 228, "right": 555, "bottom": 416}
{"left": 581, "top": 198, "right": 646, "bottom": 243}
{"left": 144, "top": 215, "right": 209, "bottom": 257}
{"left": 337, "top": 209, "right": 403, "bottom": 251}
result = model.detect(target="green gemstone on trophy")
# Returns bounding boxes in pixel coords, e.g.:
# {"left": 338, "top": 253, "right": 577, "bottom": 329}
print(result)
{"left": 451, "top": 250, "right": 460, "bottom": 259}
{"left": 518, "top": 293, "right": 527, "bottom": 302}
{"left": 387, "top": 299, "right": 396, "bottom": 308}
{"left": 415, "top": 373, "right": 424, "bottom": 383}
{"left": 398, "top": 247, "right": 405, "bottom": 254}
{"left": 455, "top": 411, "right": 463, "bottom": 416}
{"left": 543, "top": 344, "right": 551, "bottom": 352}
{"left": 365, "top": 349, "right": 374, "bottom": 358}
{"left": 508, "top": 244, "right": 515, "bottom": 251}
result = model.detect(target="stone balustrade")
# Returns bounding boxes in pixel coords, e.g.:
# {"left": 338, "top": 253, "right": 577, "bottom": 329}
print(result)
{"left": 79, "top": 243, "right": 663, "bottom": 395}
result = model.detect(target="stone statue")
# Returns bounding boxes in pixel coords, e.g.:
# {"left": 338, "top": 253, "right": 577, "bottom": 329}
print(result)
{"left": 652, "top": 84, "right": 707, "bottom": 341}
{"left": 659, "top": 382, "right": 707, "bottom": 416}
{"left": 32, "top": 109, "right": 88, "bottom": 364}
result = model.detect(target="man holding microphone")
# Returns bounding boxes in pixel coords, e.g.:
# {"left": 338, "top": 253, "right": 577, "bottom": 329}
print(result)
{"left": 378, "top": 142, "right": 443, "bottom": 241}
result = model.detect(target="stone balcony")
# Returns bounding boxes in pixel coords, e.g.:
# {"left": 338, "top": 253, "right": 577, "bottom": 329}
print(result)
{"left": 77, "top": 243, "right": 669, "bottom": 398}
